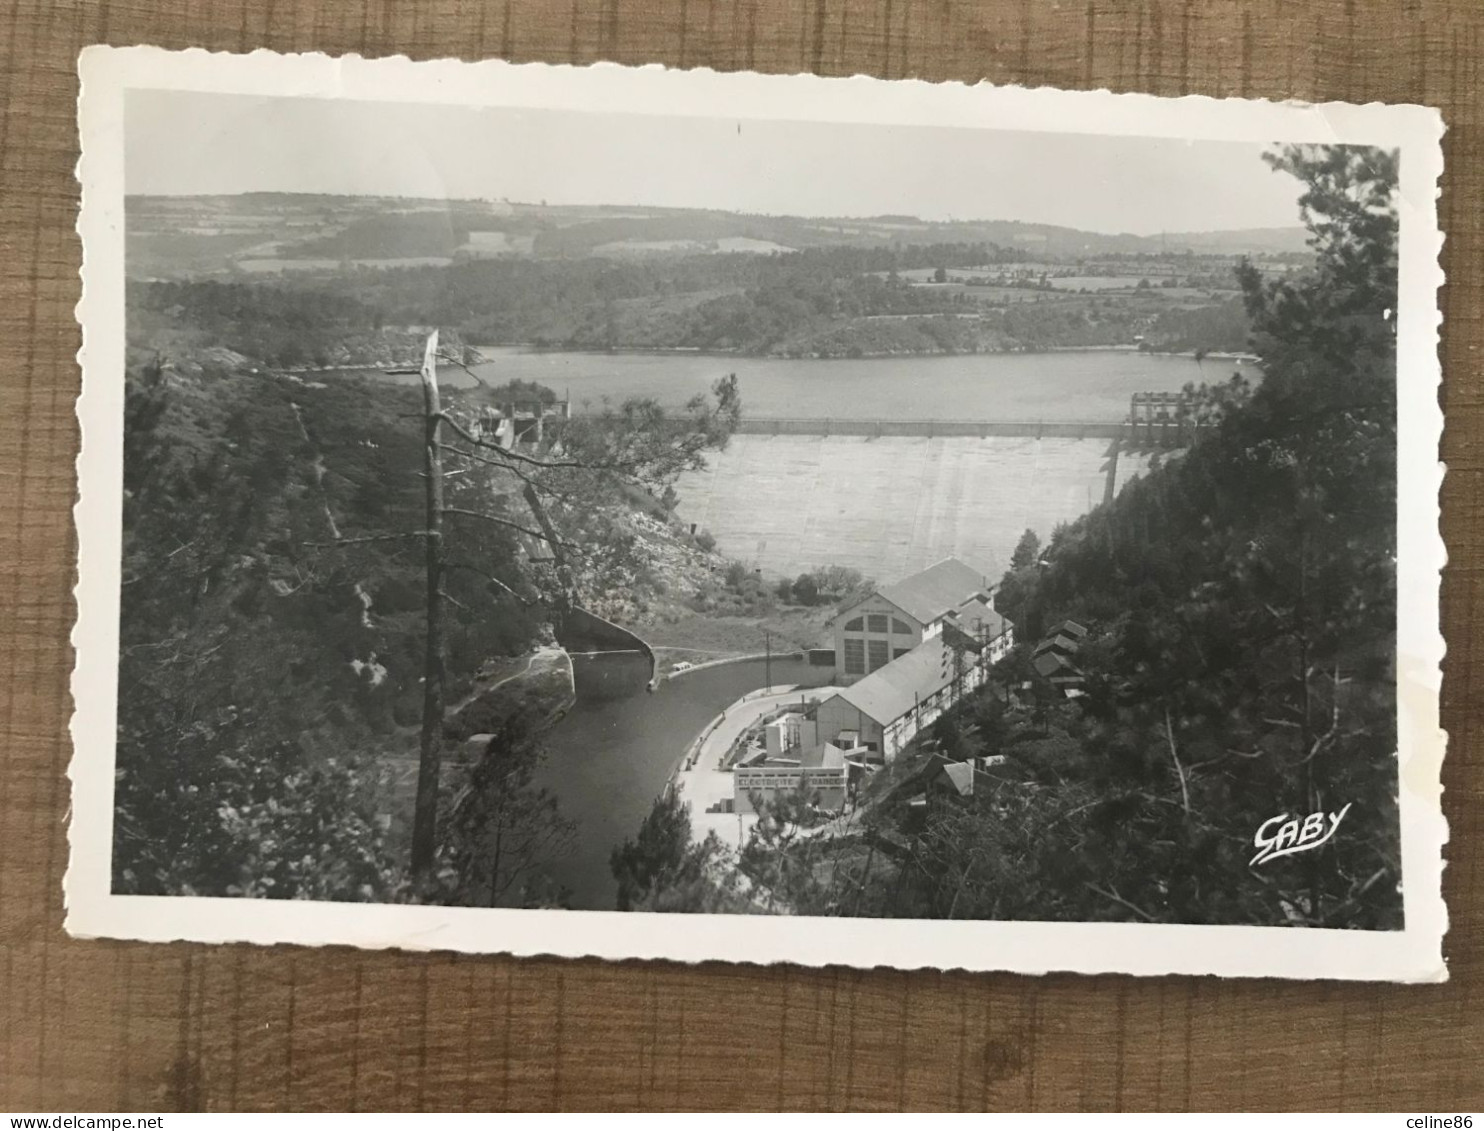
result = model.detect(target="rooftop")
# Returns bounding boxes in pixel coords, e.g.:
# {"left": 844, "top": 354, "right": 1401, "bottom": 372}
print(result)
{"left": 875, "top": 557, "right": 993, "bottom": 625}
{"left": 835, "top": 633, "right": 962, "bottom": 725}
{"left": 744, "top": 743, "right": 847, "bottom": 771}
{"left": 944, "top": 596, "right": 1010, "bottom": 640}
{"left": 940, "top": 762, "right": 976, "bottom": 797}
{"left": 1033, "top": 649, "right": 1081, "bottom": 678}
{"left": 804, "top": 743, "right": 848, "bottom": 770}
{"left": 1034, "top": 635, "right": 1077, "bottom": 657}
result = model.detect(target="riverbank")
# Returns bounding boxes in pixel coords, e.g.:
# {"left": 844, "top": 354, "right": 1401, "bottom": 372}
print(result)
{"left": 471, "top": 341, "right": 1256, "bottom": 363}
{"left": 532, "top": 652, "right": 838, "bottom": 909}
{"left": 640, "top": 607, "right": 830, "bottom": 657}
{"left": 447, "top": 645, "right": 576, "bottom": 738}
{"left": 669, "top": 685, "right": 833, "bottom": 853}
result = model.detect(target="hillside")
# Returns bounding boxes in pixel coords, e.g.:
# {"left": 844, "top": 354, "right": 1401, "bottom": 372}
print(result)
{"left": 124, "top": 194, "right": 1291, "bottom": 361}
{"left": 127, "top": 194, "right": 1310, "bottom": 272}
{"left": 112, "top": 335, "right": 741, "bottom": 903}
{"left": 128, "top": 240, "right": 1263, "bottom": 362}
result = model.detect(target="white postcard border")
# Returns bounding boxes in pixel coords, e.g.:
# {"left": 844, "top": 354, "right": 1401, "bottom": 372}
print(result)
{"left": 69, "top": 45, "right": 1448, "bottom": 981}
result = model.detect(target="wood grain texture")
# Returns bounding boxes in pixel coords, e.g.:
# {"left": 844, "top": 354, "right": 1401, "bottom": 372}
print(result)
{"left": 1, "top": 0, "right": 1479, "bottom": 1112}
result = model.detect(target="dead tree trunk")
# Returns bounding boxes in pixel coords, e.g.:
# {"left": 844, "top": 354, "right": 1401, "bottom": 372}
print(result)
{"left": 411, "top": 330, "right": 445, "bottom": 885}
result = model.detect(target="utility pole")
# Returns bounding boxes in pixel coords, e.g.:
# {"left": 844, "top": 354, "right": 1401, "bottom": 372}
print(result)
{"left": 410, "top": 330, "right": 444, "bottom": 886}
{"left": 764, "top": 627, "right": 772, "bottom": 693}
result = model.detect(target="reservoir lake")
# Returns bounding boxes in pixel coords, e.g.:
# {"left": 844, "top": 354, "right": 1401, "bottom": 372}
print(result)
{"left": 464, "top": 346, "right": 1239, "bottom": 421}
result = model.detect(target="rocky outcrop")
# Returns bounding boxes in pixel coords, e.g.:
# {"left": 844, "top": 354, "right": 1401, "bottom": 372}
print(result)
{"left": 446, "top": 645, "right": 576, "bottom": 755}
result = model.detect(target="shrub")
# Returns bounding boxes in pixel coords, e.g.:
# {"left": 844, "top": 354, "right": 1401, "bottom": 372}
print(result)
{"left": 791, "top": 573, "right": 820, "bottom": 605}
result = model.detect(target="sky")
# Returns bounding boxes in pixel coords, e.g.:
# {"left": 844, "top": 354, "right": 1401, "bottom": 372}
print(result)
{"left": 124, "top": 90, "right": 1307, "bottom": 237}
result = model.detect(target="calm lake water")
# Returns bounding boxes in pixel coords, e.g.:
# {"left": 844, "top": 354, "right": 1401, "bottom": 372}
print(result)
{"left": 538, "top": 654, "right": 836, "bottom": 911}
{"left": 466, "top": 346, "right": 1242, "bottom": 422}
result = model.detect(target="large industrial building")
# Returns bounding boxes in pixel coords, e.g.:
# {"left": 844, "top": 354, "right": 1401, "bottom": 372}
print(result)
{"left": 733, "top": 740, "right": 850, "bottom": 814}
{"left": 727, "top": 559, "right": 1018, "bottom": 816}
{"left": 807, "top": 558, "right": 1016, "bottom": 764}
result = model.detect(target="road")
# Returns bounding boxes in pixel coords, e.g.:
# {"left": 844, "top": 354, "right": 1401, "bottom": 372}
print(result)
{"left": 672, "top": 685, "right": 830, "bottom": 852}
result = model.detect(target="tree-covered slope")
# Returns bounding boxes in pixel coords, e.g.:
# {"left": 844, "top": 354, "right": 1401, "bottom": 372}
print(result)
{"left": 634, "top": 144, "right": 1403, "bottom": 928}
{"left": 970, "top": 145, "right": 1402, "bottom": 927}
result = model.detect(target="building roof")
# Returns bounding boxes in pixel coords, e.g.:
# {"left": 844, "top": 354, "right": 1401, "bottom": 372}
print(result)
{"left": 805, "top": 743, "right": 848, "bottom": 770}
{"left": 875, "top": 558, "right": 993, "bottom": 625}
{"left": 829, "top": 590, "right": 920, "bottom": 631}
{"left": 1051, "top": 619, "right": 1089, "bottom": 638}
{"left": 834, "top": 634, "right": 961, "bottom": 726}
{"left": 1035, "top": 621, "right": 1086, "bottom": 658}
{"left": 1033, "top": 649, "right": 1080, "bottom": 678}
{"left": 943, "top": 597, "right": 1011, "bottom": 641}
{"left": 1034, "top": 635, "right": 1078, "bottom": 657}
{"left": 940, "top": 762, "right": 976, "bottom": 797}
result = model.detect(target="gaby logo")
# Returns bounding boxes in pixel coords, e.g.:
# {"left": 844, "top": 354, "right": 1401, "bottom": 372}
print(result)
{"left": 1250, "top": 803, "right": 1353, "bottom": 866}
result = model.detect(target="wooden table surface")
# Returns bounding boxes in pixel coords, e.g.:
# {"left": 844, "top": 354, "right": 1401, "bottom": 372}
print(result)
{"left": 2, "top": 0, "right": 1479, "bottom": 1112}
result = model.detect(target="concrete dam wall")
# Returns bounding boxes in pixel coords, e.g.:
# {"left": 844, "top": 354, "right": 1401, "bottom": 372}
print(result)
{"left": 555, "top": 606, "right": 658, "bottom": 702}
{"left": 734, "top": 417, "right": 1127, "bottom": 440}
{"left": 673, "top": 433, "right": 1160, "bottom": 582}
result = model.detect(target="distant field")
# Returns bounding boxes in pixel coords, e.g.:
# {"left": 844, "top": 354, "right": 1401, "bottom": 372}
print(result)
{"left": 673, "top": 434, "right": 1157, "bottom": 581}
{"left": 236, "top": 256, "right": 455, "bottom": 272}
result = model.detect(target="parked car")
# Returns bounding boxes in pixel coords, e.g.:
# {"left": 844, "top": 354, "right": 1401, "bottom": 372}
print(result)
{"left": 670, "top": 660, "right": 695, "bottom": 673}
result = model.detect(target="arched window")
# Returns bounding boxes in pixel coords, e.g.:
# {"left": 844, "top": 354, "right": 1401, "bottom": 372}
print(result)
{"left": 891, "top": 618, "right": 912, "bottom": 634}
{"left": 844, "top": 617, "right": 864, "bottom": 632}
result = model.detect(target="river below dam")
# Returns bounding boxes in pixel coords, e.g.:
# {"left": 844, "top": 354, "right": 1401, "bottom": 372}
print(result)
{"left": 536, "top": 653, "right": 836, "bottom": 910}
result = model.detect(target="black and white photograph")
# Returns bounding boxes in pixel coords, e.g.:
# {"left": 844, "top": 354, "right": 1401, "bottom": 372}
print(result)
{"left": 68, "top": 47, "right": 1446, "bottom": 979}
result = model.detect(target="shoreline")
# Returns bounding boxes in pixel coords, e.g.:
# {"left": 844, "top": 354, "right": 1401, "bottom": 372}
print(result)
{"left": 277, "top": 344, "right": 1259, "bottom": 378}
{"left": 663, "top": 649, "right": 806, "bottom": 679}
{"left": 666, "top": 684, "right": 835, "bottom": 859}
{"left": 663, "top": 682, "right": 808, "bottom": 790}
{"left": 470, "top": 342, "right": 1259, "bottom": 365}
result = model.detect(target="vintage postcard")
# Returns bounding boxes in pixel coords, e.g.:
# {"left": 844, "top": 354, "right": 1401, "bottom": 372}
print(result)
{"left": 69, "top": 45, "right": 1447, "bottom": 980}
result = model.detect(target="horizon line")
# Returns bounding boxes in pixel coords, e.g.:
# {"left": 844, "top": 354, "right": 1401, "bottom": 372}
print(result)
{"left": 122, "top": 190, "right": 1308, "bottom": 242}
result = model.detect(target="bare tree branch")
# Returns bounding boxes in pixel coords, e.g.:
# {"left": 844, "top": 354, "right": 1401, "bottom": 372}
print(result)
{"left": 521, "top": 482, "right": 575, "bottom": 580}
{"left": 439, "top": 443, "right": 572, "bottom": 499}
{"left": 1164, "top": 707, "right": 1192, "bottom": 817}
{"left": 444, "top": 560, "right": 533, "bottom": 605}
{"left": 433, "top": 350, "right": 492, "bottom": 388}
{"left": 1085, "top": 882, "right": 1158, "bottom": 922}
{"left": 441, "top": 506, "right": 576, "bottom": 547}
{"left": 303, "top": 532, "right": 433, "bottom": 547}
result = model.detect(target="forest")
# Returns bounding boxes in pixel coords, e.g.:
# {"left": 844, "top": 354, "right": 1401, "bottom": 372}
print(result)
{"left": 129, "top": 236, "right": 1254, "bottom": 362}
{"left": 114, "top": 317, "right": 739, "bottom": 903}
{"left": 614, "top": 144, "right": 1404, "bottom": 928}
